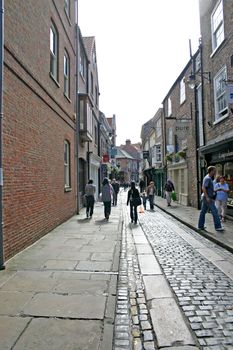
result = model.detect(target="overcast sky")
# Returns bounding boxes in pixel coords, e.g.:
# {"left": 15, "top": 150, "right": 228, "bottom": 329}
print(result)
{"left": 78, "top": 0, "right": 201, "bottom": 146}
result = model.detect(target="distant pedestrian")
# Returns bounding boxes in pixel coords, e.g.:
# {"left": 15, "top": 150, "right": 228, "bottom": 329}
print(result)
{"left": 85, "top": 179, "right": 96, "bottom": 219}
{"left": 146, "top": 181, "right": 156, "bottom": 210}
{"left": 141, "top": 191, "right": 147, "bottom": 210}
{"left": 102, "top": 178, "right": 114, "bottom": 220}
{"left": 111, "top": 179, "right": 120, "bottom": 206}
{"left": 198, "top": 166, "right": 224, "bottom": 231}
{"left": 164, "top": 178, "right": 175, "bottom": 206}
{"left": 214, "top": 176, "right": 229, "bottom": 223}
{"left": 139, "top": 178, "right": 145, "bottom": 193}
{"left": 127, "top": 181, "right": 141, "bottom": 224}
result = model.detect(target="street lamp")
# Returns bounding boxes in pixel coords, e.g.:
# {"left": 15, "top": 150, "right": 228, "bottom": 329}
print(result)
{"left": 187, "top": 71, "right": 211, "bottom": 90}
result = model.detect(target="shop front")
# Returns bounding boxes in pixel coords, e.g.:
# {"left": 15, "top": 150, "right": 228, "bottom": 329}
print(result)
{"left": 202, "top": 140, "right": 233, "bottom": 217}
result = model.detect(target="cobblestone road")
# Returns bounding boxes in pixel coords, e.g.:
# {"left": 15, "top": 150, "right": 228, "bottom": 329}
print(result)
{"left": 115, "top": 194, "right": 233, "bottom": 350}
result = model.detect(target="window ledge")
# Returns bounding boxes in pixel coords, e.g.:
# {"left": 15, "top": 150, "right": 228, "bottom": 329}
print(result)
{"left": 210, "top": 39, "right": 226, "bottom": 58}
{"left": 64, "top": 8, "right": 72, "bottom": 26}
{"left": 213, "top": 112, "right": 229, "bottom": 125}
{"left": 64, "top": 93, "right": 71, "bottom": 103}
{"left": 50, "top": 73, "right": 60, "bottom": 87}
{"left": 64, "top": 187, "right": 72, "bottom": 192}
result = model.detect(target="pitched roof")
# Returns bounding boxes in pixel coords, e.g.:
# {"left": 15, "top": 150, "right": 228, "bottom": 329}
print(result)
{"left": 115, "top": 148, "right": 133, "bottom": 159}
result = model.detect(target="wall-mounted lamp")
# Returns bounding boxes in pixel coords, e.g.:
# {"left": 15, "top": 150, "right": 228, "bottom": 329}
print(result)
{"left": 187, "top": 71, "right": 211, "bottom": 89}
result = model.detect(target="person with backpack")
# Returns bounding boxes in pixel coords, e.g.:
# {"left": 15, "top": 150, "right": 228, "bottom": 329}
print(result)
{"left": 164, "top": 178, "right": 175, "bottom": 206}
{"left": 127, "top": 181, "right": 141, "bottom": 224}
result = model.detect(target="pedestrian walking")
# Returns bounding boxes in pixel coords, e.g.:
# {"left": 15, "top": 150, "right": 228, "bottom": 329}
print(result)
{"left": 139, "top": 178, "right": 145, "bottom": 193}
{"left": 111, "top": 179, "right": 120, "bottom": 206}
{"left": 164, "top": 178, "right": 175, "bottom": 206}
{"left": 127, "top": 181, "right": 141, "bottom": 224}
{"left": 85, "top": 179, "right": 96, "bottom": 218}
{"left": 198, "top": 166, "right": 224, "bottom": 231}
{"left": 147, "top": 181, "right": 156, "bottom": 210}
{"left": 141, "top": 191, "right": 147, "bottom": 210}
{"left": 214, "top": 175, "right": 229, "bottom": 223}
{"left": 102, "top": 178, "right": 114, "bottom": 220}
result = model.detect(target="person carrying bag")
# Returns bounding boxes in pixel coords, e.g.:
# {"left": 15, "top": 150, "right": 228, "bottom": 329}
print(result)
{"left": 127, "top": 181, "right": 141, "bottom": 224}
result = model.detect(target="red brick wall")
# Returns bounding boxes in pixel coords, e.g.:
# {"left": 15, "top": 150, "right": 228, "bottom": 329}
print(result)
{"left": 3, "top": 0, "right": 77, "bottom": 260}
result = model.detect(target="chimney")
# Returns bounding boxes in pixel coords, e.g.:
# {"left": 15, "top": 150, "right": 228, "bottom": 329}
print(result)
{"left": 126, "top": 139, "right": 131, "bottom": 145}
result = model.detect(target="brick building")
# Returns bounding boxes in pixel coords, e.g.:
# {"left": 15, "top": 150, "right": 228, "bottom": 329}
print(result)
{"left": 163, "top": 54, "right": 200, "bottom": 207}
{"left": 2, "top": 0, "right": 77, "bottom": 261}
{"left": 141, "top": 108, "right": 165, "bottom": 196}
{"left": 199, "top": 0, "right": 233, "bottom": 216}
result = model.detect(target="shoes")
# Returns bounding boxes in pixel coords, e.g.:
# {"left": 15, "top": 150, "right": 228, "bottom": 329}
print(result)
{"left": 198, "top": 226, "right": 207, "bottom": 231}
{"left": 167, "top": 204, "right": 171, "bottom": 206}
{"left": 86, "top": 214, "right": 89, "bottom": 218}
{"left": 216, "top": 227, "right": 224, "bottom": 231}
{"left": 90, "top": 215, "right": 92, "bottom": 219}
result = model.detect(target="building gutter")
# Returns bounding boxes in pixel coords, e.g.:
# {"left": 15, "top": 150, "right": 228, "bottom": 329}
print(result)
{"left": 75, "top": 0, "right": 80, "bottom": 214}
{"left": 0, "top": 0, "right": 4, "bottom": 269}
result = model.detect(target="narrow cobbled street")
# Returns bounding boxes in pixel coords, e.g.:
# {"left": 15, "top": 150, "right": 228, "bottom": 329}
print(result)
{"left": 116, "top": 191, "right": 233, "bottom": 350}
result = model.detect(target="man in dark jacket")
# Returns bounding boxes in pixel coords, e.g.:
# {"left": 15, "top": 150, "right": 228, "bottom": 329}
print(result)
{"left": 111, "top": 179, "right": 120, "bottom": 206}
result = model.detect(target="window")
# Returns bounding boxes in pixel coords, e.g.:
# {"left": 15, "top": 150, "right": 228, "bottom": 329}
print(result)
{"left": 64, "top": 50, "right": 70, "bottom": 97}
{"left": 156, "top": 119, "right": 161, "bottom": 138}
{"left": 64, "top": 140, "right": 71, "bottom": 189}
{"left": 211, "top": 0, "right": 224, "bottom": 51}
{"left": 95, "top": 86, "right": 98, "bottom": 106}
{"left": 180, "top": 77, "right": 186, "bottom": 104}
{"left": 167, "top": 97, "right": 172, "bottom": 117}
{"left": 50, "top": 23, "right": 58, "bottom": 81}
{"left": 64, "top": 0, "right": 70, "bottom": 18}
{"left": 214, "top": 66, "right": 228, "bottom": 121}
{"left": 155, "top": 145, "right": 162, "bottom": 163}
{"left": 91, "top": 72, "right": 94, "bottom": 95}
{"left": 94, "top": 125, "right": 98, "bottom": 145}
{"left": 80, "top": 48, "right": 85, "bottom": 80}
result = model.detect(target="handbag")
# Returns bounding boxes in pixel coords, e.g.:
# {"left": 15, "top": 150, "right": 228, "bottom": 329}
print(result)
{"left": 171, "top": 191, "right": 177, "bottom": 201}
{"left": 132, "top": 196, "right": 142, "bottom": 207}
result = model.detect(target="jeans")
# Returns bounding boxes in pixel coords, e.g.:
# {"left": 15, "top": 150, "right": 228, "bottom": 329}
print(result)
{"left": 198, "top": 198, "right": 222, "bottom": 229}
{"left": 215, "top": 199, "right": 227, "bottom": 219}
{"left": 130, "top": 202, "right": 138, "bottom": 223}
{"left": 148, "top": 195, "right": 154, "bottom": 210}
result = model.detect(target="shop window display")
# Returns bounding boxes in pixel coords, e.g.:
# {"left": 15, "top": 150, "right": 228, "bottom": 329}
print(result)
{"left": 224, "top": 162, "right": 233, "bottom": 207}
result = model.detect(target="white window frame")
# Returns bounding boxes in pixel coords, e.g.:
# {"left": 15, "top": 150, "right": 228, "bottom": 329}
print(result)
{"left": 50, "top": 23, "right": 58, "bottom": 81}
{"left": 167, "top": 97, "right": 172, "bottom": 117}
{"left": 180, "top": 77, "right": 186, "bottom": 104}
{"left": 214, "top": 66, "right": 228, "bottom": 122}
{"left": 64, "top": 140, "right": 71, "bottom": 189}
{"left": 64, "top": 50, "right": 70, "bottom": 98}
{"left": 211, "top": 0, "right": 224, "bottom": 52}
{"left": 64, "top": 0, "right": 70, "bottom": 18}
{"left": 156, "top": 119, "right": 161, "bottom": 138}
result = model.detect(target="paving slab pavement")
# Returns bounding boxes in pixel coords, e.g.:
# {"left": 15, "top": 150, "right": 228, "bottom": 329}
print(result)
{"left": 0, "top": 202, "right": 122, "bottom": 350}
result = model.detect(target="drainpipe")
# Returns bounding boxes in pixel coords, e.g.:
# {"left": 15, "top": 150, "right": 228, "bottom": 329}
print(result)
{"left": 0, "top": 0, "right": 5, "bottom": 269}
{"left": 75, "top": 0, "right": 80, "bottom": 214}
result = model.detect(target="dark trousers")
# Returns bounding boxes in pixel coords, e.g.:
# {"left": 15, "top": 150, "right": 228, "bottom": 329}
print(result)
{"left": 86, "top": 195, "right": 94, "bottom": 216}
{"left": 148, "top": 195, "right": 154, "bottom": 209}
{"left": 112, "top": 193, "right": 118, "bottom": 206}
{"left": 130, "top": 202, "right": 138, "bottom": 223}
{"left": 104, "top": 201, "right": 111, "bottom": 218}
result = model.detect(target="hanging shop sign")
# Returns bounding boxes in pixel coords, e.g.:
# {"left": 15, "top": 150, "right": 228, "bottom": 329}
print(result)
{"left": 226, "top": 84, "right": 233, "bottom": 104}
